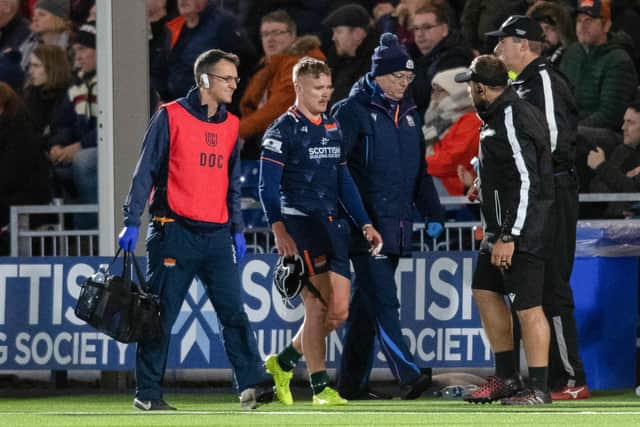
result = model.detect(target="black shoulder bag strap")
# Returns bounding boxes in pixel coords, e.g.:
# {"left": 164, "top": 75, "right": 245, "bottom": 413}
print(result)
{"left": 125, "top": 250, "right": 154, "bottom": 296}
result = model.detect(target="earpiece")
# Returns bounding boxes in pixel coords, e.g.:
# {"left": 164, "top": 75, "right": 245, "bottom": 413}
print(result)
{"left": 200, "top": 73, "right": 210, "bottom": 89}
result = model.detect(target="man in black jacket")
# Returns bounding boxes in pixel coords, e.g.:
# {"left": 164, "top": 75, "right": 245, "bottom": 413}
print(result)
{"left": 588, "top": 102, "right": 640, "bottom": 217}
{"left": 491, "top": 15, "right": 589, "bottom": 401}
{"left": 456, "top": 55, "right": 554, "bottom": 405}
{"left": 0, "top": 0, "right": 29, "bottom": 52}
{"left": 409, "top": 3, "right": 474, "bottom": 116}
{"left": 323, "top": 4, "right": 378, "bottom": 106}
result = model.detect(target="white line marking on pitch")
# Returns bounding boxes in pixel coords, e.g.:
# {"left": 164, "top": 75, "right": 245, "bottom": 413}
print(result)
{"left": 2, "top": 411, "right": 640, "bottom": 416}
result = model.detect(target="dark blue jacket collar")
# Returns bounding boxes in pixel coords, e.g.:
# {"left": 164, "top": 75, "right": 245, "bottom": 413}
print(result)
{"left": 349, "top": 73, "right": 416, "bottom": 117}
{"left": 177, "top": 86, "right": 228, "bottom": 123}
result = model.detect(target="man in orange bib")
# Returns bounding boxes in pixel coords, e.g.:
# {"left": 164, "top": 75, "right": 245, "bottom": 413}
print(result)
{"left": 118, "top": 49, "right": 274, "bottom": 411}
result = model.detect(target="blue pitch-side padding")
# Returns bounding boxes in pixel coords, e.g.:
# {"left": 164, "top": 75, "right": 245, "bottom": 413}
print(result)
{"left": 570, "top": 256, "right": 638, "bottom": 390}
{"left": 0, "top": 251, "right": 637, "bottom": 390}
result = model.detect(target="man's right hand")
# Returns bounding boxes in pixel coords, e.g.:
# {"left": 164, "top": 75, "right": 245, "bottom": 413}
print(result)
{"left": 271, "top": 222, "right": 298, "bottom": 257}
{"left": 118, "top": 226, "right": 139, "bottom": 251}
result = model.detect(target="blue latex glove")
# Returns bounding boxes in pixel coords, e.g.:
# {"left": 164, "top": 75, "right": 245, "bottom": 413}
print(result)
{"left": 233, "top": 232, "right": 247, "bottom": 261}
{"left": 426, "top": 222, "right": 444, "bottom": 239}
{"left": 118, "top": 226, "right": 139, "bottom": 251}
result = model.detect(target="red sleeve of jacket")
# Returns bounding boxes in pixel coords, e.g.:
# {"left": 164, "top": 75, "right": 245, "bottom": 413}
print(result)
{"left": 427, "top": 112, "right": 480, "bottom": 177}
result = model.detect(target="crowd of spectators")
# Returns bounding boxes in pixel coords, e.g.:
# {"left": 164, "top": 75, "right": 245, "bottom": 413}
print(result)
{"left": 1, "top": 0, "right": 640, "bottom": 252}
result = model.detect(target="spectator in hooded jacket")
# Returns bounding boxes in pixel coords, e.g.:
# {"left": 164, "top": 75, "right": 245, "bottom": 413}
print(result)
{"left": 0, "top": 82, "right": 51, "bottom": 254}
{"left": 527, "top": 0, "right": 576, "bottom": 67}
{"left": 409, "top": 3, "right": 474, "bottom": 116}
{"left": 423, "top": 67, "right": 480, "bottom": 199}
{"left": 560, "top": 0, "right": 638, "bottom": 131}
{"left": 239, "top": 9, "right": 325, "bottom": 159}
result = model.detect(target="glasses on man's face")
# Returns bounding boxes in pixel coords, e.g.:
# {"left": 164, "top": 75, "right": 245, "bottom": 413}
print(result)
{"left": 207, "top": 73, "right": 240, "bottom": 85}
{"left": 260, "top": 29, "right": 290, "bottom": 39}
{"left": 411, "top": 23, "right": 442, "bottom": 33}
{"left": 390, "top": 72, "right": 415, "bottom": 83}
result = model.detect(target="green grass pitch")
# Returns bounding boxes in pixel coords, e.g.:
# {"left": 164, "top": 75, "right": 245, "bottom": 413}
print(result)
{"left": 1, "top": 390, "right": 640, "bottom": 426}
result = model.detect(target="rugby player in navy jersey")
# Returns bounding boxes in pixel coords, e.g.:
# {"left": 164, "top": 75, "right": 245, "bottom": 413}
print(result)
{"left": 259, "top": 57, "right": 383, "bottom": 406}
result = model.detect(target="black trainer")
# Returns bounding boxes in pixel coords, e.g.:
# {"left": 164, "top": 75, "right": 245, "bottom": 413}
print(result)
{"left": 501, "top": 387, "right": 552, "bottom": 405}
{"left": 255, "top": 379, "right": 275, "bottom": 404}
{"left": 401, "top": 373, "right": 431, "bottom": 400}
{"left": 133, "top": 398, "right": 177, "bottom": 411}
{"left": 339, "top": 387, "right": 394, "bottom": 400}
{"left": 463, "top": 375, "right": 524, "bottom": 404}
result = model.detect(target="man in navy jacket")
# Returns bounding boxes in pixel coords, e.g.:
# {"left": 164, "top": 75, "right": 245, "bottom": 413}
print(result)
{"left": 332, "top": 33, "right": 445, "bottom": 400}
{"left": 118, "top": 49, "right": 273, "bottom": 411}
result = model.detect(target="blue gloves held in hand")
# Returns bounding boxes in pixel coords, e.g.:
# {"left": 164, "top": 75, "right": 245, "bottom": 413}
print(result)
{"left": 118, "top": 226, "right": 139, "bottom": 251}
{"left": 426, "top": 221, "right": 444, "bottom": 239}
{"left": 233, "top": 232, "right": 246, "bottom": 260}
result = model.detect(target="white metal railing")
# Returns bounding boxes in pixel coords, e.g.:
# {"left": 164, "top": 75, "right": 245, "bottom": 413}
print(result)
{"left": 8, "top": 193, "right": 640, "bottom": 256}
{"left": 9, "top": 203, "right": 99, "bottom": 256}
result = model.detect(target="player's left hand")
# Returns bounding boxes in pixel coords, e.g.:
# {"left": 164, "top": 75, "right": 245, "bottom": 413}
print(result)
{"left": 362, "top": 224, "right": 383, "bottom": 256}
{"left": 233, "top": 232, "right": 246, "bottom": 261}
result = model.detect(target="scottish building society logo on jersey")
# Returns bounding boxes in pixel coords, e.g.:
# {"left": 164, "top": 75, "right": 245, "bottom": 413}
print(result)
{"left": 308, "top": 145, "right": 340, "bottom": 160}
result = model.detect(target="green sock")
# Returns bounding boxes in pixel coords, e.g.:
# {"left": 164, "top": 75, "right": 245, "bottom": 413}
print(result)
{"left": 277, "top": 344, "right": 302, "bottom": 372}
{"left": 310, "top": 370, "right": 329, "bottom": 395}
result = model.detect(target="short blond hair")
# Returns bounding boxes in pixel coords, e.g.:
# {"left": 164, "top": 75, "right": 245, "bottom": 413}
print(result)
{"left": 292, "top": 57, "right": 331, "bottom": 82}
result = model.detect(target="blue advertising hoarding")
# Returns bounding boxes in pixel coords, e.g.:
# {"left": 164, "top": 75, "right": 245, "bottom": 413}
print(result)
{"left": 0, "top": 252, "right": 490, "bottom": 371}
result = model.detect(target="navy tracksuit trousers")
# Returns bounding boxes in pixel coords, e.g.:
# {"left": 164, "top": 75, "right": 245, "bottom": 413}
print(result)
{"left": 135, "top": 221, "right": 269, "bottom": 400}
{"left": 338, "top": 254, "right": 421, "bottom": 394}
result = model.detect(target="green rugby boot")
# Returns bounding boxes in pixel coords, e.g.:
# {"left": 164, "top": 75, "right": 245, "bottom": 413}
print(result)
{"left": 265, "top": 354, "right": 294, "bottom": 405}
{"left": 312, "top": 386, "right": 348, "bottom": 406}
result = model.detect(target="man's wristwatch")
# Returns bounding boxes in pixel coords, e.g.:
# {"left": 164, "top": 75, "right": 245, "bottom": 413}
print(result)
{"left": 499, "top": 233, "right": 515, "bottom": 243}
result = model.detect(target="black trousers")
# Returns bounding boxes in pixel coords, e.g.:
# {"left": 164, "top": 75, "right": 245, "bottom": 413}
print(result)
{"left": 543, "top": 174, "right": 586, "bottom": 389}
